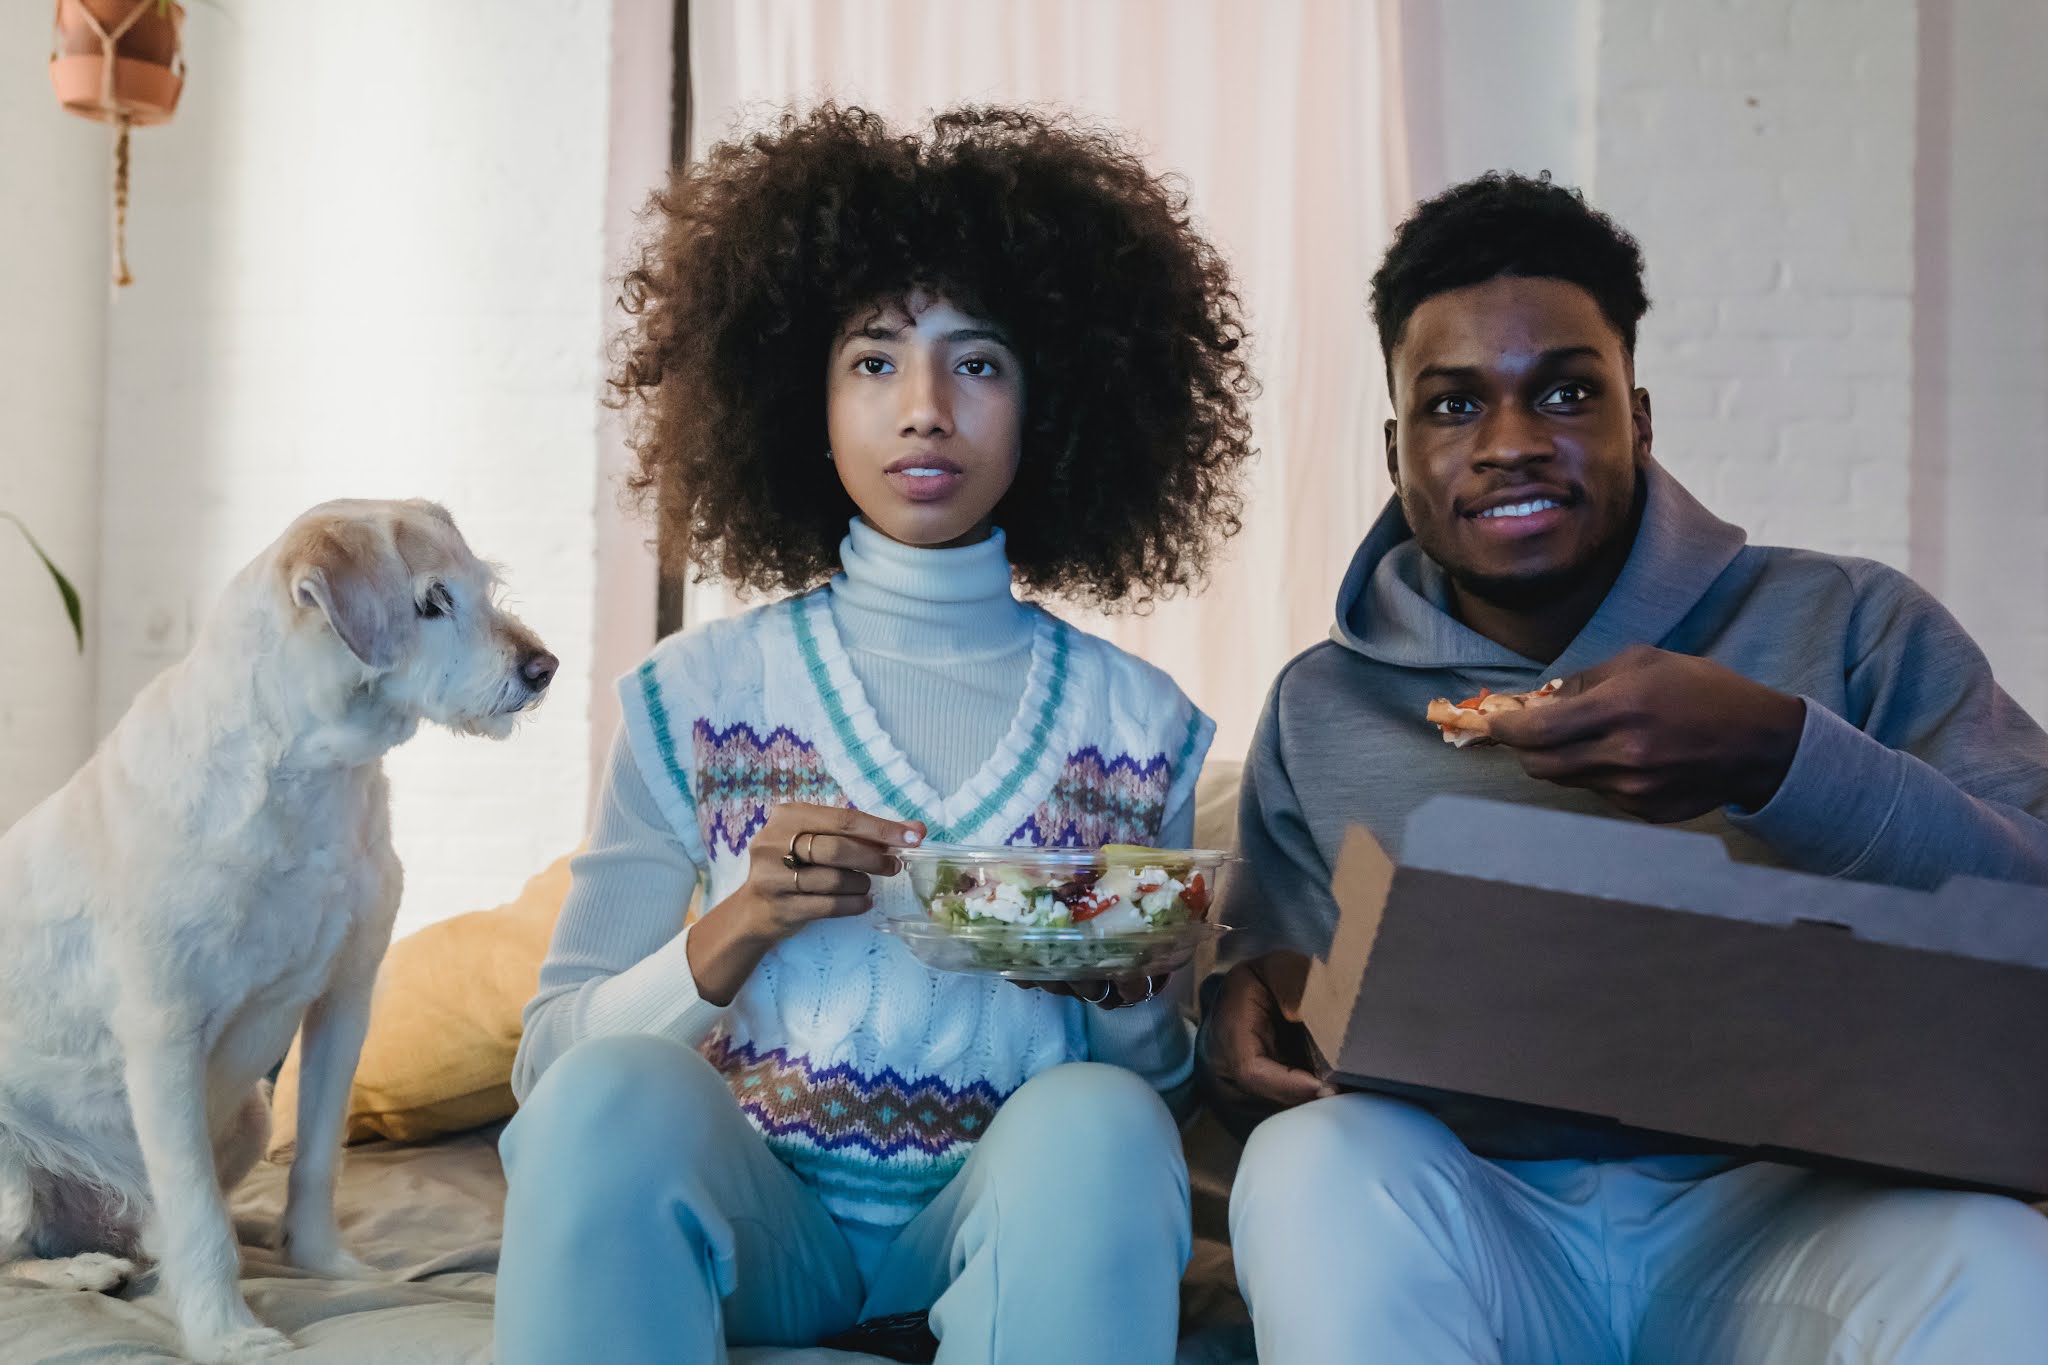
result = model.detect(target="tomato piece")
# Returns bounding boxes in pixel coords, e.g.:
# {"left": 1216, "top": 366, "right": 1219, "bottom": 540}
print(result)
{"left": 1069, "top": 890, "right": 1116, "bottom": 922}
{"left": 1456, "top": 687, "right": 1492, "bottom": 710}
{"left": 1180, "top": 872, "right": 1210, "bottom": 917}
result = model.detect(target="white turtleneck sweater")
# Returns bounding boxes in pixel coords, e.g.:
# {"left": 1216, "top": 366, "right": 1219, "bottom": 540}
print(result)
{"left": 827, "top": 519, "right": 1038, "bottom": 795}
{"left": 513, "top": 521, "right": 1197, "bottom": 1127}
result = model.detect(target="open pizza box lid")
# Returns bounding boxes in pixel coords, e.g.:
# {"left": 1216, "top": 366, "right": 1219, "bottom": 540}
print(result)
{"left": 1299, "top": 795, "right": 2048, "bottom": 1198}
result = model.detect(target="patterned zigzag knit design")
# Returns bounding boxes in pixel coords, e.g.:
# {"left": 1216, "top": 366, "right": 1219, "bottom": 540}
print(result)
{"left": 692, "top": 719, "right": 850, "bottom": 857}
{"left": 701, "top": 1034, "right": 1010, "bottom": 1210}
{"left": 1007, "top": 745, "right": 1175, "bottom": 848}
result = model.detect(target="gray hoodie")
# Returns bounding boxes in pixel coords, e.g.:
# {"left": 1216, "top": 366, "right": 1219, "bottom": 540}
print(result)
{"left": 1216, "top": 461, "right": 2048, "bottom": 1157}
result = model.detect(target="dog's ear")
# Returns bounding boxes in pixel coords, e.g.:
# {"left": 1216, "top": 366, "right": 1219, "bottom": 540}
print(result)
{"left": 281, "top": 519, "right": 417, "bottom": 669}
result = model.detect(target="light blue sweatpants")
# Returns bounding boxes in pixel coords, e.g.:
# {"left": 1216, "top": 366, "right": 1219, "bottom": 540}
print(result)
{"left": 493, "top": 1035, "right": 1191, "bottom": 1365}
{"left": 1231, "top": 1093, "right": 2048, "bottom": 1364}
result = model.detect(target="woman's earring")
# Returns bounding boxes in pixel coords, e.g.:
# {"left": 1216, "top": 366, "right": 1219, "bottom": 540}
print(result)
{"left": 825, "top": 449, "right": 834, "bottom": 462}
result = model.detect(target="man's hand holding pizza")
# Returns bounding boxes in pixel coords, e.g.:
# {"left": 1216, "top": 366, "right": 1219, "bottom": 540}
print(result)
{"left": 1480, "top": 645, "right": 1807, "bottom": 823}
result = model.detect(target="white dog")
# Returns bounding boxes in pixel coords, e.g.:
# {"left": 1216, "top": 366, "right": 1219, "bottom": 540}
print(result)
{"left": 0, "top": 499, "right": 554, "bottom": 1362}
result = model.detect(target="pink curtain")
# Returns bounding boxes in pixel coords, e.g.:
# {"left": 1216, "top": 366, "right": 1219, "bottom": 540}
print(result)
{"left": 686, "top": 0, "right": 1407, "bottom": 759}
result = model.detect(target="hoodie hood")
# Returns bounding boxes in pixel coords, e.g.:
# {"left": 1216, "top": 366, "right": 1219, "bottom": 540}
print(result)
{"left": 1330, "top": 460, "right": 1749, "bottom": 676}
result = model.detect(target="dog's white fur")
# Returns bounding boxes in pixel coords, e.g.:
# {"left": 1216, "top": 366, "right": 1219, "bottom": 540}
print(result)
{"left": 0, "top": 499, "right": 553, "bottom": 1362}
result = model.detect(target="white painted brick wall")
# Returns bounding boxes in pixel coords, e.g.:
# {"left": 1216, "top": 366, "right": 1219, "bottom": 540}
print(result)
{"left": 93, "top": 2, "right": 617, "bottom": 936}
{"left": 1600, "top": 0, "right": 2046, "bottom": 723}
{"left": 0, "top": 1, "right": 108, "bottom": 827}
{"left": 1597, "top": 0, "right": 1917, "bottom": 570}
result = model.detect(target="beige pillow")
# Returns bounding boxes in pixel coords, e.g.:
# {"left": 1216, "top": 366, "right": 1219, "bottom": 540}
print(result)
{"left": 1189, "top": 759, "right": 1243, "bottom": 984}
{"left": 267, "top": 852, "right": 576, "bottom": 1159}
{"left": 1193, "top": 758, "right": 1243, "bottom": 855}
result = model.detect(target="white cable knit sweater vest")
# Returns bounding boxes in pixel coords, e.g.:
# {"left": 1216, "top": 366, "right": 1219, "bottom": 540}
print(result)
{"left": 617, "top": 590, "right": 1212, "bottom": 1224}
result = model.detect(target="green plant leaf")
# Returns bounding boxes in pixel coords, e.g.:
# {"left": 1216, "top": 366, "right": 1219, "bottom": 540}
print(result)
{"left": 1, "top": 512, "right": 85, "bottom": 652}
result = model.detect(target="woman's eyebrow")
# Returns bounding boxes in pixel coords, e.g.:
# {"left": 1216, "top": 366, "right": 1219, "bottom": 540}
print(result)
{"left": 841, "top": 322, "right": 1013, "bottom": 346}
{"left": 941, "top": 327, "right": 1014, "bottom": 347}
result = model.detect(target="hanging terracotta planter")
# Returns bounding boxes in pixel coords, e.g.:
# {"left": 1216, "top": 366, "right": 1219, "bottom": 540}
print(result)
{"left": 48, "top": 0, "right": 187, "bottom": 287}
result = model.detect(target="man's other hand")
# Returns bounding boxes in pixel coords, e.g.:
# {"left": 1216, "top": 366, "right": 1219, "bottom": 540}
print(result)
{"left": 1200, "top": 952, "right": 1337, "bottom": 1135}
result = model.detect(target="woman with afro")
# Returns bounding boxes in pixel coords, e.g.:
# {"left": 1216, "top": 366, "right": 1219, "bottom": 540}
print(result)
{"left": 495, "top": 104, "right": 1256, "bottom": 1364}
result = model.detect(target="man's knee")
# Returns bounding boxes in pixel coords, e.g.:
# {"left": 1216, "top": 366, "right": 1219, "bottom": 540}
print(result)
{"left": 1920, "top": 1193, "right": 2048, "bottom": 1304}
{"left": 1220, "top": 1088, "right": 1482, "bottom": 1252}
{"left": 1238, "top": 1094, "right": 1465, "bottom": 1197}
{"left": 1802, "top": 1188, "right": 2048, "bottom": 1356}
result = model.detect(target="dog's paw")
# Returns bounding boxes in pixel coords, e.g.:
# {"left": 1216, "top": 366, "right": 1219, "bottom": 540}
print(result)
{"left": 188, "top": 1324, "right": 294, "bottom": 1363}
{"left": 50, "top": 1252, "right": 137, "bottom": 1293}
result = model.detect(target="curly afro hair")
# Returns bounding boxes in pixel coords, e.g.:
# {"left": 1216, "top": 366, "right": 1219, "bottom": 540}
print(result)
{"left": 1369, "top": 171, "right": 1649, "bottom": 380}
{"left": 611, "top": 103, "right": 1256, "bottom": 609}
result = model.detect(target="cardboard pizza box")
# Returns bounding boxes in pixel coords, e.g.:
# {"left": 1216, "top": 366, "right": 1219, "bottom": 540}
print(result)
{"left": 1298, "top": 795, "right": 2048, "bottom": 1198}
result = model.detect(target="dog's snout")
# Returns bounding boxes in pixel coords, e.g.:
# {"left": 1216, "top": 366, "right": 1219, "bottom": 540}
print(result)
{"left": 521, "top": 650, "right": 559, "bottom": 691}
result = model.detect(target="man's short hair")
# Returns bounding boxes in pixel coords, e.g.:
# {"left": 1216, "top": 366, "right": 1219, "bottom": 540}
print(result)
{"left": 1369, "top": 171, "right": 1650, "bottom": 374}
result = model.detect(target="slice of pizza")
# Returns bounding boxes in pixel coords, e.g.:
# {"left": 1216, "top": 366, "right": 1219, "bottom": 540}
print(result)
{"left": 1425, "top": 679, "right": 1565, "bottom": 748}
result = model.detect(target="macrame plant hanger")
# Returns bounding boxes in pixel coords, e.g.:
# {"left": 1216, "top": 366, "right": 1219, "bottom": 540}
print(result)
{"left": 49, "top": 0, "right": 187, "bottom": 288}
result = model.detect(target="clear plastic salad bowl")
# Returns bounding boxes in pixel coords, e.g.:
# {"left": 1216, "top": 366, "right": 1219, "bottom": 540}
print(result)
{"left": 881, "top": 844, "right": 1231, "bottom": 981}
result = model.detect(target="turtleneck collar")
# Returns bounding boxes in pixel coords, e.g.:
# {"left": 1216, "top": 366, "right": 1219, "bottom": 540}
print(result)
{"left": 828, "top": 518, "right": 1035, "bottom": 663}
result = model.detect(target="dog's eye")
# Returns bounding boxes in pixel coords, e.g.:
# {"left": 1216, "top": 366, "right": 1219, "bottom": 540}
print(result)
{"left": 418, "top": 584, "right": 454, "bottom": 619}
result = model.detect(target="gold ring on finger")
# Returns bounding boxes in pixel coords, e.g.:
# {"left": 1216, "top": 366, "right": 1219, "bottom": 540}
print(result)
{"left": 782, "top": 830, "right": 808, "bottom": 870}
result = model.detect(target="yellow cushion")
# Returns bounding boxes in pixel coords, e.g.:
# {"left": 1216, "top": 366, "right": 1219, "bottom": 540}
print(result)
{"left": 267, "top": 852, "right": 575, "bottom": 1158}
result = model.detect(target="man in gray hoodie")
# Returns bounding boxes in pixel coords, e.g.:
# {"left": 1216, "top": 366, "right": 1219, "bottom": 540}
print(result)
{"left": 1204, "top": 173, "right": 2048, "bottom": 1364}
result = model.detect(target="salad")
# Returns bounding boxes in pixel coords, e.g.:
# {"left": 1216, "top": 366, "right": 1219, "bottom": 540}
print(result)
{"left": 886, "top": 844, "right": 1229, "bottom": 980}
{"left": 924, "top": 847, "right": 1212, "bottom": 933}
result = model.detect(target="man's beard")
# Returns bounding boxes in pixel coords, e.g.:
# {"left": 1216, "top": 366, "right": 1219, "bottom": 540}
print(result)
{"left": 1443, "top": 559, "right": 1617, "bottom": 610}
